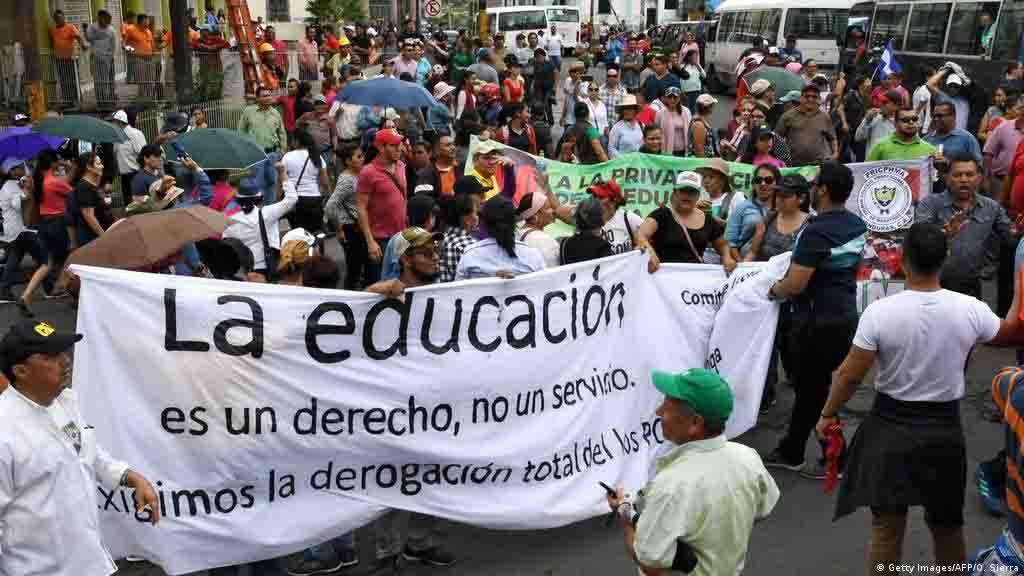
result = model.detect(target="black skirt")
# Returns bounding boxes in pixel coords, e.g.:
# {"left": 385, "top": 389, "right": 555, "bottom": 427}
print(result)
{"left": 834, "top": 393, "right": 966, "bottom": 525}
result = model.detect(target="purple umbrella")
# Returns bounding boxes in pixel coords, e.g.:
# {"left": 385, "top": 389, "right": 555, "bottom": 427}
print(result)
{"left": 0, "top": 126, "right": 65, "bottom": 162}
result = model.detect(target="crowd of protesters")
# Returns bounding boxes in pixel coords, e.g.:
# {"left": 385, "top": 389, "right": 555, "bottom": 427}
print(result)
{"left": 11, "top": 10, "right": 1024, "bottom": 576}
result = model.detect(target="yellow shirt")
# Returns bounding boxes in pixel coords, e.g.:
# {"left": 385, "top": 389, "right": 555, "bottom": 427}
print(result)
{"left": 468, "top": 167, "right": 500, "bottom": 200}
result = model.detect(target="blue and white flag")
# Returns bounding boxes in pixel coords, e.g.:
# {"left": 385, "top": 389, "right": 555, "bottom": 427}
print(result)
{"left": 877, "top": 40, "right": 902, "bottom": 80}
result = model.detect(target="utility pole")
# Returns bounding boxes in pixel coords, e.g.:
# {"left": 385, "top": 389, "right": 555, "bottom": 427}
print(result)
{"left": 170, "top": 0, "right": 193, "bottom": 105}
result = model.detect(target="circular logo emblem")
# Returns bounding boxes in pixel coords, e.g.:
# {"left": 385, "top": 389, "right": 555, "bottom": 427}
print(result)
{"left": 857, "top": 166, "right": 914, "bottom": 233}
{"left": 424, "top": 0, "right": 443, "bottom": 18}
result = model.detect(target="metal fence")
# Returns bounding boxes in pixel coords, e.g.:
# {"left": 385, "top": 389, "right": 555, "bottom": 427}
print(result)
{"left": 19, "top": 49, "right": 340, "bottom": 113}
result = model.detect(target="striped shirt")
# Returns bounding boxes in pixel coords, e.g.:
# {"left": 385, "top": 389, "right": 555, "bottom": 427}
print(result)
{"left": 993, "top": 367, "right": 1024, "bottom": 542}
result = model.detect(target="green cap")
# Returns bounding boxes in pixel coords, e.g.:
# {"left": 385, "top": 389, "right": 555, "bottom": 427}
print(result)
{"left": 652, "top": 368, "right": 733, "bottom": 426}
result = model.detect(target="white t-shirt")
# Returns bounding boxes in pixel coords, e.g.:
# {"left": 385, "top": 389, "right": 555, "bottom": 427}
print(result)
{"left": 601, "top": 209, "right": 644, "bottom": 255}
{"left": 0, "top": 180, "right": 26, "bottom": 243}
{"left": 547, "top": 33, "right": 563, "bottom": 55}
{"left": 519, "top": 226, "right": 560, "bottom": 268}
{"left": 913, "top": 85, "right": 932, "bottom": 134}
{"left": 282, "top": 149, "right": 322, "bottom": 198}
{"left": 853, "top": 289, "right": 1001, "bottom": 402}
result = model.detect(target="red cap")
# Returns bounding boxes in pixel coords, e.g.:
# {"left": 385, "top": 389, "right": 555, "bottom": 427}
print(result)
{"left": 587, "top": 180, "right": 625, "bottom": 206}
{"left": 374, "top": 129, "right": 403, "bottom": 148}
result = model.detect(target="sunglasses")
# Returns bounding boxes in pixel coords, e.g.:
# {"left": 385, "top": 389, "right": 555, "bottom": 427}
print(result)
{"left": 754, "top": 177, "right": 775, "bottom": 185}
{"left": 897, "top": 116, "right": 918, "bottom": 124}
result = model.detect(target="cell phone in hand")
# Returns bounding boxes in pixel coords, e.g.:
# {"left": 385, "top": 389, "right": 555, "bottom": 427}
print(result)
{"left": 599, "top": 481, "right": 617, "bottom": 496}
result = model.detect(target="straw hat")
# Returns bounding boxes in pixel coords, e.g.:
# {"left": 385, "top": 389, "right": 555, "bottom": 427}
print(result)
{"left": 616, "top": 94, "right": 639, "bottom": 108}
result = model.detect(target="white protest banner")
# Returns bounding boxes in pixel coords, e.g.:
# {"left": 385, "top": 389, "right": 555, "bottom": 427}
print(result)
{"left": 71, "top": 252, "right": 780, "bottom": 574}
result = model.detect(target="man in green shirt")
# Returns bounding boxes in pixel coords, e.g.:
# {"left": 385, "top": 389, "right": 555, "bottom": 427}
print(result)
{"left": 867, "top": 108, "right": 937, "bottom": 161}
{"left": 238, "top": 86, "right": 288, "bottom": 203}
{"left": 607, "top": 369, "right": 779, "bottom": 576}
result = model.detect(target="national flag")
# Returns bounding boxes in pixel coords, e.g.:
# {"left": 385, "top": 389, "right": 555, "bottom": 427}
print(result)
{"left": 877, "top": 39, "right": 902, "bottom": 80}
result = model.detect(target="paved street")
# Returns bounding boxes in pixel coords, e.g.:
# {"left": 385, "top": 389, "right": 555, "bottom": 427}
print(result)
{"left": 2, "top": 67, "right": 1012, "bottom": 574}
{"left": 1, "top": 269, "right": 1014, "bottom": 575}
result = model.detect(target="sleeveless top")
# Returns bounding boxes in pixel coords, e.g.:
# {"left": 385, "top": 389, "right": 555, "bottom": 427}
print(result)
{"left": 758, "top": 213, "right": 807, "bottom": 260}
{"left": 687, "top": 117, "right": 719, "bottom": 158}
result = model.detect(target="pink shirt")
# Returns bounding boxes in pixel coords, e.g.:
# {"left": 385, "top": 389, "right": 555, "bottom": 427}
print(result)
{"left": 752, "top": 153, "right": 786, "bottom": 168}
{"left": 358, "top": 158, "right": 408, "bottom": 240}
{"left": 391, "top": 56, "right": 419, "bottom": 80}
{"left": 984, "top": 119, "right": 1024, "bottom": 177}
{"left": 298, "top": 38, "right": 318, "bottom": 70}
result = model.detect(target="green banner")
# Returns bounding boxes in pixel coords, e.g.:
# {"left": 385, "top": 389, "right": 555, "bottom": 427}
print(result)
{"left": 468, "top": 137, "right": 819, "bottom": 235}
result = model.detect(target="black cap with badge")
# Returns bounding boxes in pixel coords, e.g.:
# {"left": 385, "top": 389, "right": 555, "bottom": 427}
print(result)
{"left": 0, "top": 320, "right": 82, "bottom": 380}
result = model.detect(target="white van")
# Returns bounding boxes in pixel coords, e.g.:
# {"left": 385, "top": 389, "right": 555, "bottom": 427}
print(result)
{"left": 485, "top": 6, "right": 581, "bottom": 56}
{"left": 706, "top": 0, "right": 854, "bottom": 90}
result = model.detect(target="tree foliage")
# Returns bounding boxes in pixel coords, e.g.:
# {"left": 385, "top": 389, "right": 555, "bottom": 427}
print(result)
{"left": 306, "top": 0, "right": 364, "bottom": 24}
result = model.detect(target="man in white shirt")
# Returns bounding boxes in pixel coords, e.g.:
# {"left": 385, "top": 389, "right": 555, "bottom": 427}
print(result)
{"left": 913, "top": 66, "right": 935, "bottom": 134}
{"left": 815, "top": 222, "right": 1024, "bottom": 572}
{"left": 0, "top": 320, "right": 160, "bottom": 576}
{"left": 109, "top": 109, "right": 147, "bottom": 201}
{"left": 546, "top": 25, "right": 563, "bottom": 71}
{"left": 0, "top": 159, "right": 45, "bottom": 303}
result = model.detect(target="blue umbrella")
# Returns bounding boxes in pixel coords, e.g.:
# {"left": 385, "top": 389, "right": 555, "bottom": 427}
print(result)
{"left": 335, "top": 76, "right": 441, "bottom": 109}
{"left": 0, "top": 126, "right": 65, "bottom": 161}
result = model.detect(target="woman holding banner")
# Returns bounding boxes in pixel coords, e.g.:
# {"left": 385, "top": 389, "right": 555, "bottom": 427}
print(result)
{"left": 635, "top": 171, "right": 736, "bottom": 274}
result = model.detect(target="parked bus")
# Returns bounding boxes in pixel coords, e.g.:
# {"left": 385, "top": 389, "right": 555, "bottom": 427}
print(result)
{"left": 840, "top": 0, "right": 1019, "bottom": 128}
{"left": 485, "top": 6, "right": 581, "bottom": 56}
{"left": 705, "top": 0, "right": 855, "bottom": 90}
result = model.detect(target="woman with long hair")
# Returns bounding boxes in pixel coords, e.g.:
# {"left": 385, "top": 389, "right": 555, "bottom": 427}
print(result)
{"left": 740, "top": 124, "right": 786, "bottom": 167}
{"left": 326, "top": 143, "right": 367, "bottom": 289}
{"left": 559, "top": 197, "right": 613, "bottom": 265}
{"left": 381, "top": 29, "right": 400, "bottom": 63}
{"left": 222, "top": 162, "right": 298, "bottom": 281}
{"left": 66, "top": 151, "right": 113, "bottom": 249}
{"left": 455, "top": 70, "right": 478, "bottom": 120}
{"left": 679, "top": 49, "right": 706, "bottom": 112}
{"left": 688, "top": 94, "right": 719, "bottom": 158}
{"left": 654, "top": 86, "right": 692, "bottom": 156}
{"left": 294, "top": 81, "right": 315, "bottom": 120}
{"left": 726, "top": 163, "right": 780, "bottom": 261}
{"left": 516, "top": 192, "right": 559, "bottom": 268}
{"left": 455, "top": 196, "right": 545, "bottom": 279}
{"left": 284, "top": 129, "right": 329, "bottom": 233}
{"left": 979, "top": 85, "right": 1011, "bottom": 143}
{"left": 571, "top": 101, "right": 608, "bottom": 164}
{"left": 19, "top": 150, "right": 70, "bottom": 316}
{"left": 502, "top": 59, "right": 525, "bottom": 104}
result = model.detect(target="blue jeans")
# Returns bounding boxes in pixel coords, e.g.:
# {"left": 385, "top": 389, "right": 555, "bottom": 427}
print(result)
{"left": 251, "top": 152, "right": 281, "bottom": 205}
{"left": 550, "top": 55, "right": 562, "bottom": 71}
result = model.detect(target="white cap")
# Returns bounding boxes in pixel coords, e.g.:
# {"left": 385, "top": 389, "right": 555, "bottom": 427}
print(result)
{"left": 674, "top": 171, "right": 703, "bottom": 192}
{"left": 947, "top": 74, "right": 964, "bottom": 86}
{"left": 110, "top": 110, "right": 129, "bottom": 123}
{"left": 282, "top": 227, "right": 317, "bottom": 255}
{"left": 12, "top": 113, "right": 28, "bottom": 122}
{"left": 414, "top": 183, "right": 435, "bottom": 195}
{"left": 768, "top": 46, "right": 780, "bottom": 55}
{"left": 696, "top": 93, "right": 718, "bottom": 107}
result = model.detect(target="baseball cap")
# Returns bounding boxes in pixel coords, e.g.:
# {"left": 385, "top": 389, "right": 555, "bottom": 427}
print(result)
{"left": 13, "top": 113, "right": 29, "bottom": 123}
{"left": 313, "top": 94, "right": 327, "bottom": 104}
{"left": 674, "top": 171, "right": 703, "bottom": 193}
{"left": 750, "top": 79, "right": 772, "bottom": 96}
{"left": 947, "top": 74, "right": 964, "bottom": 86}
{"left": 801, "top": 82, "right": 821, "bottom": 94}
{"left": 374, "top": 128, "right": 403, "bottom": 147}
{"left": 779, "top": 90, "right": 801, "bottom": 103}
{"left": 587, "top": 180, "right": 625, "bottom": 206}
{"left": 696, "top": 93, "right": 717, "bottom": 107}
{"left": 393, "top": 226, "right": 443, "bottom": 258}
{"left": 652, "top": 368, "right": 734, "bottom": 427}
{"left": 664, "top": 86, "right": 682, "bottom": 97}
{"left": 109, "top": 109, "right": 129, "bottom": 123}
{"left": 0, "top": 320, "right": 82, "bottom": 377}
{"left": 767, "top": 46, "right": 780, "bottom": 55}
{"left": 1, "top": 157, "right": 26, "bottom": 174}
{"left": 474, "top": 139, "right": 503, "bottom": 156}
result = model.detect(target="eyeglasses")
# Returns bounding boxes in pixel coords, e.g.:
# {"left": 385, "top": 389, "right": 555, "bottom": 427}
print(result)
{"left": 754, "top": 177, "right": 775, "bottom": 185}
{"left": 897, "top": 116, "right": 918, "bottom": 124}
